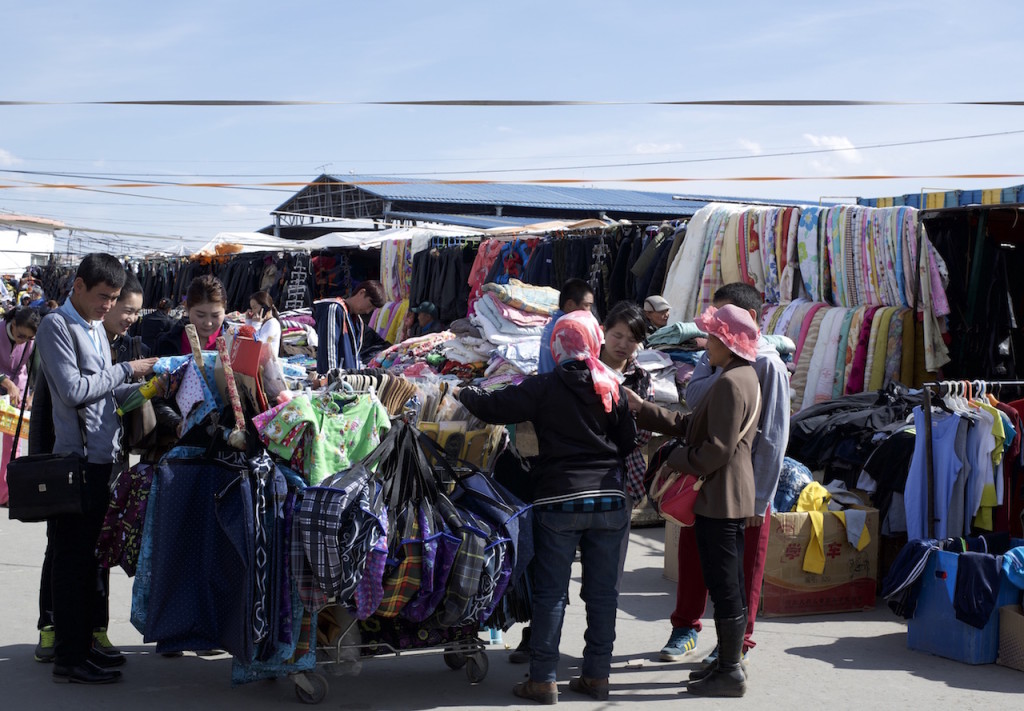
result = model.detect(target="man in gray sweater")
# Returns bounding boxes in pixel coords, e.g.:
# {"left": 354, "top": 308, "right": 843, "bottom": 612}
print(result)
{"left": 34, "top": 254, "right": 156, "bottom": 684}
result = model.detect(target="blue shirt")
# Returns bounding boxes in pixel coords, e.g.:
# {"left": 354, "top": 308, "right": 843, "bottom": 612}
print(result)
{"left": 59, "top": 297, "right": 106, "bottom": 356}
{"left": 537, "top": 308, "right": 564, "bottom": 374}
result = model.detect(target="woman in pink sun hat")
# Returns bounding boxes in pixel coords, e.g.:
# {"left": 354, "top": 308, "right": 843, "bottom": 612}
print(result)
{"left": 625, "top": 303, "right": 762, "bottom": 698}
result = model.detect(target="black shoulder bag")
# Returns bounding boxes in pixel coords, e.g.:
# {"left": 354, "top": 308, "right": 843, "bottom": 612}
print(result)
{"left": 7, "top": 341, "right": 89, "bottom": 522}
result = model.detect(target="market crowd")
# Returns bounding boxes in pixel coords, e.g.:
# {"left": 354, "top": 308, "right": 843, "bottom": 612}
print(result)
{"left": 2, "top": 252, "right": 788, "bottom": 701}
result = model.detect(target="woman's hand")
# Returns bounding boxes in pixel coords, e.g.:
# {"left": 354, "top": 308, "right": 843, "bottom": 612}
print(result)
{"left": 1, "top": 377, "right": 21, "bottom": 408}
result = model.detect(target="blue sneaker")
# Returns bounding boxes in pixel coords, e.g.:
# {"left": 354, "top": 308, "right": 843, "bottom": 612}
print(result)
{"left": 659, "top": 627, "right": 698, "bottom": 661}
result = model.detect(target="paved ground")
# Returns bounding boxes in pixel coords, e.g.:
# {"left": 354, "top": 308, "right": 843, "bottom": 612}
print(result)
{"left": 1, "top": 513, "right": 1022, "bottom": 710}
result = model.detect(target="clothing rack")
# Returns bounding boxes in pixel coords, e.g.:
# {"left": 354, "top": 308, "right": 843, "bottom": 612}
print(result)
{"left": 920, "top": 379, "right": 1024, "bottom": 537}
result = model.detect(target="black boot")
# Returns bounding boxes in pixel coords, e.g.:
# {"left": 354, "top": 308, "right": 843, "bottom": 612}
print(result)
{"left": 687, "top": 614, "right": 747, "bottom": 697}
{"left": 508, "top": 626, "right": 531, "bottom": 664}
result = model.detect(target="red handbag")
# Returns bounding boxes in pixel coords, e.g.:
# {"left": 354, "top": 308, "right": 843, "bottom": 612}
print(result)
{"left": 649, "top": 467, "right": 704, "bottom": 527}
{"left": 649, "top": 389, "right": 760, "bottom": 527}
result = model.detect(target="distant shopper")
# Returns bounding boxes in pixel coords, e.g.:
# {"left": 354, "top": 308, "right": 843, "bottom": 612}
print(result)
{"left": 246, "top": 290, "right": 282, "bottom": 356}
{"left": 537, "top": 278, "right": 594, "bottom": 375}
{"left": 643, "top": 295, "right": 671, "bottom": 334}
{"left": 410, "top": 301, "right": 443, "bottom": 336}
{"left": 0, "top": 307, "right": 39, "bottom": 505}
{"left": 313, "top": 280, "right": 385, "bottom": 374}
{"left": 138, "top": 297, "right": 176, "bottom": 354}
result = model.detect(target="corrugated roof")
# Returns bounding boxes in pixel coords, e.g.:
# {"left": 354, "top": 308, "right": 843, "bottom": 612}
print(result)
{"left": 273, "top": 174, "right": 822, "bottom": 223}
{"left": 326, "top": 175, "right": 694, "bottom": 214}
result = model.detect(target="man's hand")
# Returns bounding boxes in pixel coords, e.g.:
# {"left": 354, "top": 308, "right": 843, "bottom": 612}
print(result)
{"left": 623, "top": 387, "right": 643, "bottom": 414}
{"left": 130, "top": 357, "right": 159, "bottom": 379}
{"left": 745, "top": 514, "right": 765, "bottom": 527}
{"left": 2, "top": 377, "right": 21, "bottom": 408}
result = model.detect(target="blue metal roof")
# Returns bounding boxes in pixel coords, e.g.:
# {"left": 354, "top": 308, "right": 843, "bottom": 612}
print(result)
{"left": 328, "top": 175, "right": 695, "bottom": 215}
{"left": 385, "top": 211, "right": 550, "bottom": 230}
{"left": 274, "top": 174, "right": 823, "bottom": 223}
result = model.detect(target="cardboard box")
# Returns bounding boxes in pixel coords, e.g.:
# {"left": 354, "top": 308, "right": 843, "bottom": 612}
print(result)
{"left": 664, "top": 520, "right": 680, "bottom": 582}
{"left": 998, "top": 604, "right": 1024, "bottom": 672}
{"left": 761, "top": 507, "right": 878, "bottom": 617}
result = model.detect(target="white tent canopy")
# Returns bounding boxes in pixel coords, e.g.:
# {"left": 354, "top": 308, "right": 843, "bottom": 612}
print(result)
{"left": 195, "top": 225, "right": 480, "bottom": 257}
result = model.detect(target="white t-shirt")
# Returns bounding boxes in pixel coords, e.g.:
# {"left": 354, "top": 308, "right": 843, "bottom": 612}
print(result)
{"left": 252, "top": 317, "right": 281, "bottom": 356}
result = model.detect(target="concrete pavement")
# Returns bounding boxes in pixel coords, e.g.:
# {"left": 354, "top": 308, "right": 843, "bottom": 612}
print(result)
{"left": 1, "top": 513, "right": 1022, "bottom": 710}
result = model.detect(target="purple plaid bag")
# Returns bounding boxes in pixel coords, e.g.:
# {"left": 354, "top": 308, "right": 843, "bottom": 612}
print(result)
{"left": 351, "top": 480, "right": 388, "bottom": 619}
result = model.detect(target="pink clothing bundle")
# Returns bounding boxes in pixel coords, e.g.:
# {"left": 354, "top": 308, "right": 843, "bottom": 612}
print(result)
{"left": 483, "top": 292, "right": 550, "bottom": 328}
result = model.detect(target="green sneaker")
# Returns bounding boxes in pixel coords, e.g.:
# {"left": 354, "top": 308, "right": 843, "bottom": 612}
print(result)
{"left": 34, "top": 625, "right": 55, "bottom": 663}
{"left": 92, "top": 628, "right": 126, "bottom": 666}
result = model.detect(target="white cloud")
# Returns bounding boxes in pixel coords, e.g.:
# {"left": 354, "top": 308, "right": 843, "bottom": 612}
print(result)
{"left": 223, "top": 204, "right": 251, "bottom": 215}
{"left": 0, "top": 148, "right": 22, "bottom": 166}
{"left": 634, "top": 142, "right": 685, "bottom": 155}
{"left": 803, "top": 134, "right": 862, "bottom": 164}
{"left": 737, "top": 139, "right": 763, "bottom": 155}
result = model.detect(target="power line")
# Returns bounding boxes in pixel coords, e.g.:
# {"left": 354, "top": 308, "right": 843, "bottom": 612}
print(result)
{"left": 5, "top": 126, "right": 1024, "bottom": 179}
{"left": 5, "top": 98, "right": 1024, "bottom": 108}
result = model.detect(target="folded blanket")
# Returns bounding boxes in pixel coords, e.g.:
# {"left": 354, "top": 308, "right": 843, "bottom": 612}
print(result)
{"left": 482, "top": 279, "right": 560, "bottom": 316}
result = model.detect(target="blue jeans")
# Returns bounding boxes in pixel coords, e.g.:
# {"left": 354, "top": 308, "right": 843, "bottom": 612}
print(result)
{"left": 529, "top": 506, "right": 630, "bottom": 682}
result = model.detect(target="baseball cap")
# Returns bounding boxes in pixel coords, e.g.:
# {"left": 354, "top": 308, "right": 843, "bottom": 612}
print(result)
{"left": 410, "top": 301, "right": 438, "bottom": 318}
{"left": 644, "top": 295, "right": 671, "bottom": 313}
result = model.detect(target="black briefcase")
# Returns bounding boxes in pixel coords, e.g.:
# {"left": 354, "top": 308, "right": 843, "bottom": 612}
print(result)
{"left": 7, "top": 452, "right": 87, "bottom": 522}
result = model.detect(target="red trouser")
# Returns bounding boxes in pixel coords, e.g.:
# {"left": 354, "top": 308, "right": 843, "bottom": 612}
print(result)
{"left": 669, "top": 504, "right": 772, "bottom": 653}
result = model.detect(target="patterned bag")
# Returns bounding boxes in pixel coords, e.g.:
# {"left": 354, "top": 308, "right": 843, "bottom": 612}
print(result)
{"left": 96, "top": 462, "right": 156, "bottom": 577}
{"left": 376, "top": 503, "right": 424, "bottom": 618}
{"left": 428, "top": 493, "right": 487, "bottom": 628}
{"left": 351, "top": 481, "right": 389, "bottom": 619}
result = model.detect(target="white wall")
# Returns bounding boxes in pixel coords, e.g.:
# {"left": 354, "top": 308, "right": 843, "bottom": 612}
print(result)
{"left": 0, "top": 229, "right": 56, "bottom": 273}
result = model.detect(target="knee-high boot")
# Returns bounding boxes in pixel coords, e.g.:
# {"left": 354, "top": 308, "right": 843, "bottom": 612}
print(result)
{"left": 687, "top": 613, "right": 747, "bottom": 697}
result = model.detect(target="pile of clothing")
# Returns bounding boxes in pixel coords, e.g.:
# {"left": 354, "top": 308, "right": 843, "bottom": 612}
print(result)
{"left": 278, "top": 309, "right": 318, "bottom": 355}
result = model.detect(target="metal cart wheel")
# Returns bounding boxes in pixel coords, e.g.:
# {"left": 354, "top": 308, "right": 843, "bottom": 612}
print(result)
{"left": 443, "top": 650, "right": 468, "bottom": 670}
{"left": 465, "top": 651, "right": 488, "bottom": 683}
{"left": 294, "top": 671, "right": 329, "bottom": 705}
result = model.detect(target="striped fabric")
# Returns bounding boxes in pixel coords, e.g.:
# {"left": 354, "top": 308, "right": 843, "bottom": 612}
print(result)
{"left": 537, "top": 496, "right": 626, "bottom": 513}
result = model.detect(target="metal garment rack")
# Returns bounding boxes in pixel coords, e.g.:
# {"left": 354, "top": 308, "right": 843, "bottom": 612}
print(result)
{"left": 920, "top": 379, "right": 1024, "bottom": 537}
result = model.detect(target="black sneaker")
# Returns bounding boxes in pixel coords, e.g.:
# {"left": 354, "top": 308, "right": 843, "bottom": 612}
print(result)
{"left": 35, "top": 626, "right": 55, "bottom": 663}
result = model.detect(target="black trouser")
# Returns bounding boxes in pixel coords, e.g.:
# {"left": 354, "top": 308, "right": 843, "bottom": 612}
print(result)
{"left": 50, "top": 462, "right": 115, "bottom": 666}
{"left": 694, "top": 515, "right": 747, "bottom": 619}
{"left": 38, "top": 525, "right": 109, "bottom": 632}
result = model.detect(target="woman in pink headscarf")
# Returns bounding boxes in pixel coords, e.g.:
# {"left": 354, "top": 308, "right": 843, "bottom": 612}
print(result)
{"left": 457, "top": 309, "right": 637, "bottom": 704}
{"left": 625, "top": 304, "right": 762, "bottom": 698}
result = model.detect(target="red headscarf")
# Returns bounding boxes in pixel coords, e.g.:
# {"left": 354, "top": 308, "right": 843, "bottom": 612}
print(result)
{"left": 550, "top": 310, "right": 623, "bottom": 413}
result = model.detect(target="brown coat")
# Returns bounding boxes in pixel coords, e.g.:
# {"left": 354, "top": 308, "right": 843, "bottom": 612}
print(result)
{"left": 636, "top": 359, "right": 761, "bottom": 519}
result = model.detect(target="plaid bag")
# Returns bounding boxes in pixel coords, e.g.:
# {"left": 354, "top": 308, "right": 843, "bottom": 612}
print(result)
{"left": 376, "top": 505, "right": 423, "bottom": 618}
{"left": 428, "top": 493, "right": 487, "bottom": 628}
{"left": 96, "top": 462, "right": 156, "bottom": 577}
{"left": 351, "top": 481, "right": 389, "bottom": 619}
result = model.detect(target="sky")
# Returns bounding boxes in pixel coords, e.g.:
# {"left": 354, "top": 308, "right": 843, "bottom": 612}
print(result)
{"left": 4, "top": 0, "right": 1024, "bottom": 255}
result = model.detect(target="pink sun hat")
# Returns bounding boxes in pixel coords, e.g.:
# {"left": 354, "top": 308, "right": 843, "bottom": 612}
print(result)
{"left": 694, "top": 304, "right": 760, "bottom": 362}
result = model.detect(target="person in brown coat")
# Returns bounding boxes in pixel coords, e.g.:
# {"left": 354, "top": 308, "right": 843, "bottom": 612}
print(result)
{"left": 625, "top": 303, "right": 762, "bottom": 698}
